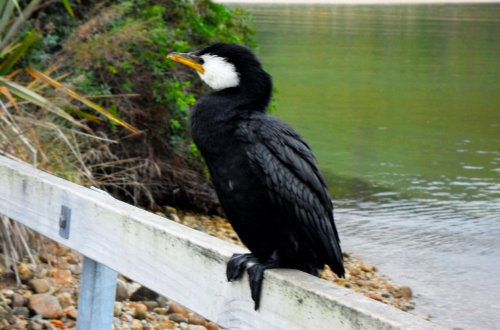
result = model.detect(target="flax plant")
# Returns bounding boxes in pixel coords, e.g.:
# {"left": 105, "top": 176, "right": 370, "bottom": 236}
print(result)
{"left": 0, "top": 0, "right": 139, "bottom": 280}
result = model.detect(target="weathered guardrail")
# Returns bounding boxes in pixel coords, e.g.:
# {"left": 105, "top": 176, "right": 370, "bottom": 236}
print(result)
{"left": 0, "top": 155, "right": 443, "bottom": 329}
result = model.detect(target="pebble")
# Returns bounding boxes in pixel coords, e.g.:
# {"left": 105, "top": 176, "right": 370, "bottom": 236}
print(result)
{"left": 12, "top": 293, "right": 26, "bottom": 307}
{"left": 13, "top": 306, "right": 30, "bottom": 318}
{"left": 65, "top": 306, "right": 78, "bottom": 319}
{"left": 114, "top": 301, "right": 123, "bottom": 316}
{"left": 29, "top": 278, "right": 52, "bottom": 294}
{"left": 2, "top": 210, "right": 417, "bottom": 330}
{"left": 188, "top": 313, "right": 207, "bottom": 326}
{"left": 168, "top": 301, "right": 189, "bottom": 316}
{"left": 187, "top": 325, "right": 208, "bottom": 330}
{"left": 56, "top": 292, "right": 73, "bottom": 308}
{"left": 130, "top": 285, "right": 158, "bottom": 301}
{"left": 168, "top": 312, "right": 187, "bottom": 323}
{"left": 18, "top": 263, "right": 33, "bottom": 281}
{"left": 143, "top": 300, "right": 159, "bottom": 311}
{"left": 28, "top": 293, "right": 63, "bottom": 318}
{"left": 51, "top": 269, "right": 73, "bottom": 285}
{"left": 130, "top": 302, "right": 148, "bottom": 319}
{"left": 115, "top": 279, "right": 130, "bottom": 301}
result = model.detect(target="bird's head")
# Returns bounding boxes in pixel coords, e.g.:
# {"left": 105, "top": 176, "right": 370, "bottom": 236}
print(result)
{"left": 167, "top": 43, "right": 271, "bottom": 93}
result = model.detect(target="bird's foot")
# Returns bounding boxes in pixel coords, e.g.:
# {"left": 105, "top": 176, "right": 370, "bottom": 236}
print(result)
{"left": 247, "top": 251, "right": 280, "bottom": 310}
{"left": 226, "top": 253, "right": 259, "bottom": 281}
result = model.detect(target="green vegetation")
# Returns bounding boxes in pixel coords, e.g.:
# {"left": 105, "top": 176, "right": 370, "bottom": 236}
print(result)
{"left": 1, "top": 0, "right": 256, "bottom": 212}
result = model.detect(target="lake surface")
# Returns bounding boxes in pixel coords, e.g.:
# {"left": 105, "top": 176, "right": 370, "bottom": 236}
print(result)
{"left": 238, "top": 4, "right": 500, "bottom": 329}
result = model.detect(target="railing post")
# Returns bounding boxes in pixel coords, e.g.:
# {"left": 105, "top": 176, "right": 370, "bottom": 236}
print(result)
{"left": 77, "top": 256, "right": 118, "bottom": 330}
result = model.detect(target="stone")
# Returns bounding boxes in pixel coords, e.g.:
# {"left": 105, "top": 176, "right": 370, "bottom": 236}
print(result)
{"left": 131, "top": 319, "right": 143, "bottom": 330}
{"left": 188, "top": 313, "right": 207, "bottom": 326}
{"left": 115, "top": 280, "right": 129, "bottom": 301}
{"left": 56, "top": 292, "right": 73, "bottom": 309}
{"left": 49, "top": 319, "right": 65, "bottom": 329}
{"left": 130, "top": 286, "right": 158, "bottom": 301}
{"left": 394, "top": 286, "right": 412, "bottom": 300}
{"left": 114, "top": 301, "right": 123, "bottom": 316}
{"left": 18, "top": 263, "right": 33, "bottom": 281}
{"left": 13, "top": 306, "right": 30, "bottom": 318}
{"left": 168, "top": 312, "right": 186, "bottom": 323}
{"left": 187, "top": 325, "right": 208, "bottom": 330}
{"left": 29, "top": 278, "right": 52, "bottom": 294}
{"left": 158, "top": 318, "right": 175, "bottom": 329}
{"left": 65, "top": 306, "right": 78, "bottom": 319}
{"left": 26, "top": 321, "right": 43, "bottom": 330}
{"left": 28, "top": 294, "right": 63, "bottom": 318}
{"left": 12, "top": 293, "right": 27, "bottom": 307}
{"left": 143, "top": 300, "right": 159, "bottom": 311}
{"left": 153, "top": 307, "right": 168, "bottom": 315}
{"left": 205, "top": 322, "right": 221, "bottom": 330}
{"left": 168, "top": 302, "right": 188, "bottom": 316}
{"left": 51, "top": 269, "right": 72, "bottom": 285}
{"left": 130, "top": 302, "right": 148, "bottom": 319}
{"left": 369, "top": 293, "right": 383, "bottom": 301}
{"left": 361, "top": 264, "right": 375, "bottom": 273}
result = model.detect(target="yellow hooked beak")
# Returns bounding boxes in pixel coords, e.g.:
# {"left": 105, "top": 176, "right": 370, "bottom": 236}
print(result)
{"left": 167, "top": 52, "right": 205, "bottom": 74}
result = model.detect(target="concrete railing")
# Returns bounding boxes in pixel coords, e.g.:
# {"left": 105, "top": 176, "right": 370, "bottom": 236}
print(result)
{"left": 0, "top": 155, "right": 443, "bottom": 329}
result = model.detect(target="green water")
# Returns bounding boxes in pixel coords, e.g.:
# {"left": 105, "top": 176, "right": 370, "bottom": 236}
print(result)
{"left": 237, "top": 4, "right": 500, "bottom": 329}
{"left": 248, "top": 4, "right": 500, "bottom": 204}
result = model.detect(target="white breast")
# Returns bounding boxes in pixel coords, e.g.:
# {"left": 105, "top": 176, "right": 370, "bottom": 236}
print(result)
{"left": 198, "top": 54, "right": 240, "bottom": 90}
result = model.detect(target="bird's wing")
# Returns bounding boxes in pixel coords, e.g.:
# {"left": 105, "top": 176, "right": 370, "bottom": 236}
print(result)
{"left": 238, "top": 115, "right": 344, "bottom": 274}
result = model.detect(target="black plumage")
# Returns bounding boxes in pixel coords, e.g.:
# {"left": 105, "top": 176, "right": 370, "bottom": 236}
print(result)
{"left": 168, "top": 43, "right": 344, "bottom": 309}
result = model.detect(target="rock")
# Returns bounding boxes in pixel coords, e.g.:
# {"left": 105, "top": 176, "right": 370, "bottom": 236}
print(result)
{"left": 114, "top": 301, "right": 123, "bottom": 316}
{"left": 115, "top": 280, "right": 129, "bottom": 301}
{"left": 168, "top": 302, "right": 188, "bottom": 316}
{"left": 369, "top": 293, "right": 383, "bottom": 301}
{"left": 2, "top": 289, "right": 14, "bottom": 297}
{"left": 131, "top": 319, "right": 143, "bottom": 329}
{"left": 51, "top": 269, "right": 72, "bottom": 285}
{"left": 12, "top": 293, "right": 27, "bottom": 307}
{"left": 361, "top": 264, "right": 375, "bottom": 273}
{"left": 187, "top": 325, "right": 208, "bottom": 330}
{"left": 157, "top": 296, "right": 169, "bottom": 308}
{"left": 49, "top": 319, "right": 66, "bottom": 329}
{"left": 188, "top": 313, "right": 207, "bottom": 326}
{"left": 394, "top": 286, "right": 412, "bottom": 300}
{"left": 28, "top": 294, "right": 63, "bottom": 318}
{"left": 153, "top": 307, "right": 168, "bottom": 315}
{"left": 13, "top": 306, "right": 30, "bottom": 318}
{"left": 143, "top": 300, "right": 159, "bottom": 311}
{"left": 158, "top": 318, "right": 175, "bottom": 329}
{"left": 65, "top": 306, "right": 78, "bottom": 319}
{"left": 130, "top": 286, "right": 158, "bottom": 301}
{"left": 130, "top": 302, "right": 148, "bottom": 319}
{"left": 205, "top": 322, "right": 221, "bottom": 330}
{"left": 168, "top": 312, "right": 186, "bottom": 323}
{"left": 56, "top": 292, "right": 73, "bottom": 309}
{"left": 18, "top": 263, "right": 33, "bottom": 281}
{"left": 26, "top": 321, "right": 43, "bottom": 330}
{"left": 29, "top": 278, "right": 52, "bottom": 294}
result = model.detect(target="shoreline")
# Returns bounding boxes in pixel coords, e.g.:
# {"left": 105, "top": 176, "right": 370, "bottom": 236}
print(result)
{"left": 216, "top": 0, "right": 500, "bottom": 4}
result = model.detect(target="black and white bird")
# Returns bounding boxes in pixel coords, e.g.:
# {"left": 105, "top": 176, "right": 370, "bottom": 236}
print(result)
{"left": 168, "top": 43, "right": 344, "bottom": 310}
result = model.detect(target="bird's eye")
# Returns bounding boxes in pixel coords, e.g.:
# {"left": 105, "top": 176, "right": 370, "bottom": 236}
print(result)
{"left": 198, "top": 57, "right": 205, "bottom": 65}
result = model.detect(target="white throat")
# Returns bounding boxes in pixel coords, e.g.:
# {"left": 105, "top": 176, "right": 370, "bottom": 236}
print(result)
{"left": 197, "top": 54, "right": 240, "bottom": 90}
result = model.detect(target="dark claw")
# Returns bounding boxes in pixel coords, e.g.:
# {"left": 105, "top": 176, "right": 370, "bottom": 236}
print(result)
{"left": 226, "top": 253, "right": 259, "bottom": 281}
{"left": 247, "top": 251, "right": 280, "bottom": 310}
{"left": 248, "top": 264, "right": 265, "bottom": 310}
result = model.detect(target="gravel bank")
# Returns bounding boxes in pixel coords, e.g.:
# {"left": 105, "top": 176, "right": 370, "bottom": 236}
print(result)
{"left": 0, "top": 209, "right": 415, "bottom": 329}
